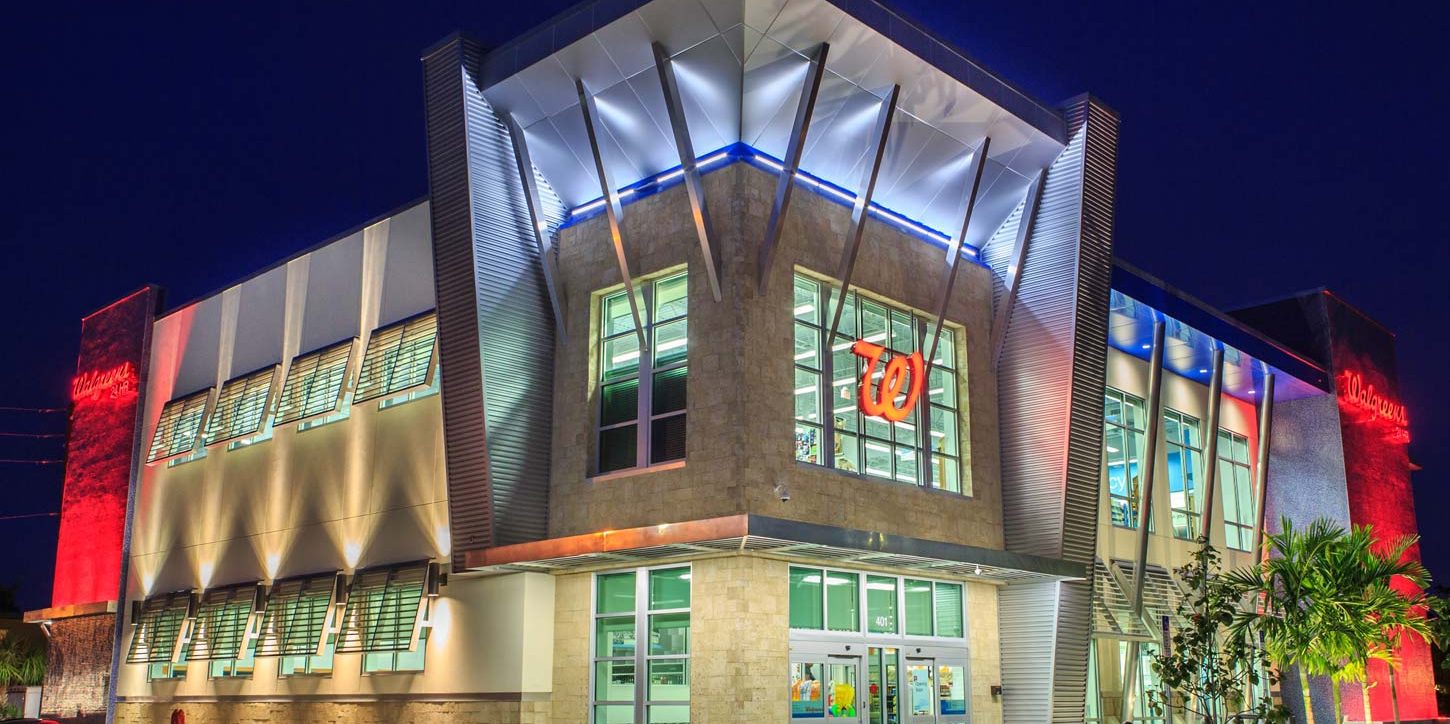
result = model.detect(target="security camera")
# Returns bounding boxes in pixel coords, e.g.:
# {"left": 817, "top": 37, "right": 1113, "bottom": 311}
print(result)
{"left": 773, "top": 482, "right": 791, "bottom": 502}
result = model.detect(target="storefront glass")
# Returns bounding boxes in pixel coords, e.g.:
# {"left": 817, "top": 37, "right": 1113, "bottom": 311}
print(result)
{"left": 792, "top": 273, "right": 967, "bottom": 495}
{"left": 598, "top": 271, "right": 689, "bottom": 474}
{"left": 1104, "top": 388, "right": 1148, "bottom": 528}
{"left": 1164, "top": 409, "right": 1203, "bottom": 540}
{"left": 591, "top": 566, "right": 691, "bottom": 723}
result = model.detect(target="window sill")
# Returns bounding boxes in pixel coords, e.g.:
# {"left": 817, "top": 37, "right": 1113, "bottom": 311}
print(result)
{"left": 791, "top": 461, "right": 973, "bottom": 500}
{"left": 589, "top": 459, "right": 686, "bottom": 483}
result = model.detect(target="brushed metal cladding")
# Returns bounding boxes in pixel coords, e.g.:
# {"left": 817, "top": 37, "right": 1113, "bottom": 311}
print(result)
{"left": 998, "top": 581, "right": 1060, "bottom": 723}
{"left": 423, "top": 36, "right": 567, "bottom": 566}
{"left": 1050, "top": 579, "right": 1094, "bottom": 723}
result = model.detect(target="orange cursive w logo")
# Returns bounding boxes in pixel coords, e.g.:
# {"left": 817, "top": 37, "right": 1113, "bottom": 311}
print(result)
{"left": 851, "top": 340, "right": 924, "bottom": 422}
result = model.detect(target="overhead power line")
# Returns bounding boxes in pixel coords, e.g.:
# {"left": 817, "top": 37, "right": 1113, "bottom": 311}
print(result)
{"left": 0, "top": 511, "right": 60, "bottom": 522}
{"left": 0, "top": 432, "right": 64, "bottom": 439}
{"left": 0, "top": 459, "right": 63, "bottom": 465}
{"left": 0, "top": 406, "right": 65, "bottom": 414}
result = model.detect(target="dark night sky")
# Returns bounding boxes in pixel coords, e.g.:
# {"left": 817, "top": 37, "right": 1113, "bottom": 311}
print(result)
{"left": 2, "top": 2, "right": 1446, "bottom": 612}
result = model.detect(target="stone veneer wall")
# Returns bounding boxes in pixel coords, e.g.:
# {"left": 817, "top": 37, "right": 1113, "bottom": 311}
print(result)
{"left": 40, "top": 613, "right": 114, "bottom": 720}
{"left": 968, "top": 582, "right": 1004, "bottom": 724}
{"left": 550, "top": 163, "right": 1002, "bottom": 549}
{"left": 554, "top": 555, "right": 791, "bottom": 722}
{"left": 114, "top": 700, "right": 549, "bottom": 724}
{"left": 554, "top": 556, "right": 1001, "bottom": 723}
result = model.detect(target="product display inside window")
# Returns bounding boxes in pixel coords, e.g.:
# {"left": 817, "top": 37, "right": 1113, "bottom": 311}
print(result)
{"left": 789, "top": 566, "right": 970, "bottom": 722}
{"left": 792, "top": 273, "right": 968, "bottom": 494}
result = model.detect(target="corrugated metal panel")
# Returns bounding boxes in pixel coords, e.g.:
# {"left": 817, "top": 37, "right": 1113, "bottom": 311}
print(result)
{"left": 984, "top": 95, "right": 1118, "bottom": 723}
{"left": 424, "top": 36, "right": 567, "bottom": 566}
{"left": 998, "top": 581, "right": 1059, "bottom": 723}
{"left": 1050, "top": 579, "right": 1094, "bottom": 723}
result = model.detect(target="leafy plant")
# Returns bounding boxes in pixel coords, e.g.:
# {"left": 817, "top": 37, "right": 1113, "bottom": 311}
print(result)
{"left": 1146, "top": 540, "right": 1288, "bottom": 723}
{"left": 0, "top": 634, "right": 46, "bottom": 687}
{"left": 1225, "top": 517, "right": 1433, "bottom": 724}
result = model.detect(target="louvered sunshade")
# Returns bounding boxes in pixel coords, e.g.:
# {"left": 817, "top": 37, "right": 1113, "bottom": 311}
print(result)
{"left": 335, "top": 563, "right": 428, "bottom": 653}
{"left": 353, "top": 312, "right": 438, "bottom": 403}
{"left": 145, "top": 390, "right": 211, "bottom": 462}
{"left": 253, "top": 573, "right": 336, "bottom": 658}
{"left": 126, "top": 591, "right": 192, "bottom": 663}
{"left": 183, "top": 583, "right": 260, "bottom": 661}
{"left": 203, "top": 366, "right": 278, "bottom": 445}
{"left": 273, "top": 339, "right": 354, "bottom": 425}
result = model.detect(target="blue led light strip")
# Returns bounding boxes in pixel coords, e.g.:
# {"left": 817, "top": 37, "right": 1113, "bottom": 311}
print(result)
{"left": 561, "top": 143, "right": 974, "bottom": 256}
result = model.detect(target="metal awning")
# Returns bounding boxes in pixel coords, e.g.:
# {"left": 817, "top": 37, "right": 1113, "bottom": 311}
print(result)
{"left": 477, "top": 0, "right": 1067, "bottom": 251}
{"left": 463, "top": 514, "right": 1085, "bottom": 584}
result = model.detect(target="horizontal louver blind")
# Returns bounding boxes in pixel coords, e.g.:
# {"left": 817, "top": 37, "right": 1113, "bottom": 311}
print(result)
{"left": 203, "top": 366, "right": 277, "bottom": 444}
{"left": 336, "top": 563, "right": 427, "bottom": 653}
{"left": 254, "top": 574, "right": 335, "bottom": 658}
{"left": 126, "top": 591, "right": 191, "bottom": 663}
{"left": 184, "top": 584, "right": 258, "bottom": 660}
{"left": 354, "top": 313, "right": 438, "bottom": 403}
{"left": 274, "top": 340, "right": 354, "bottom": 425}
{"left": 146, "top": 390, "right": 211, "bottom": 462}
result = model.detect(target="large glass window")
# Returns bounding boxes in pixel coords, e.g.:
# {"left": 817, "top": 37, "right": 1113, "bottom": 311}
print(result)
{"left": 1218, "top": 430, "right": 1255, "bottom": 551}
{"left": 597, "top": 272, "right": 689, "bottom": 474}
{"left": 145, "top": 390, "right": 211, "bottom": 463}
{"left": 354, "top": 312, "right": 438, "bottom": 403}
{"left": 1163, "top": 409, "right": 1203, "bottom": 540}
{"left": 1103, "top": 388, "right": 1148, "bottom": 528}
{"left": 592, "top": 566, "right": 691, "bottom": 723}
{"left": 274, "top": 339, "right": 353, "bottom": 425}
{"left": 789, "top": 567, "right": 964, "bottom": 640}
{"left": 278, "top": 633, "right": 335, "bottom": 677}
{"left": 792, "top": 273, "right": 967, "bottom": 494}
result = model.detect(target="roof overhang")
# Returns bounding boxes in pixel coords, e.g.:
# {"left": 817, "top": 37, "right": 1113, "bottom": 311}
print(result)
{"left": 477, "top": 0, "right": 1068, "bottom": 250}
{"left": 1109, "top": 259, "right": 1331, "bottom": 403}
{"left": 463, "top": 514, "right": 1086, "bottom": 584}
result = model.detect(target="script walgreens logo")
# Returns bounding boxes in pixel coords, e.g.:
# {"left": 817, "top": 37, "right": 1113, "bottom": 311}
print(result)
{"left": 850, "top": 340, "right": 924, "bottom": 422}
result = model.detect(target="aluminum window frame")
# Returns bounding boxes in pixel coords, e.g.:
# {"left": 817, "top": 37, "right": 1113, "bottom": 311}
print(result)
{"left": 1104, "top": 387, "right": 1148, "bottom": 529}
{"left": 787, "top": 565, "right": 967, "bottom": 643}
{"left": 1217, "top": 429, "right": 1256, "bottom": 551}
{"left": 127, "top": 590, "right": 193, "bottom": 664}
{"left": 589, "top": 563, "right": 692, "bottom": 724}
{"left": 1162, "top": 408, "right": 1204, "bottom": 540}
{"left": 791, "top": 271, "right": 967, "bottom": 495}
{"left": 335, "top": 562, "right": 429, "bottom": 656}
{"left": 596, "top": 270, "right": 689, "bottom": 475}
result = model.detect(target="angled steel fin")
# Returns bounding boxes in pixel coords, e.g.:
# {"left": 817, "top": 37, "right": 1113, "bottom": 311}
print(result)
{"left": 653, "top": 43, "right": 721, "bottom": 303}
{"left": 756, "top": 42, "right": 830, "bottom": 295}
{"left": 504, "top": 114, "right": 568, "bottom": 340}
{"left": 923, "top": 137, "right": 992, "bottom": 372}
{"left": 578, "top": 78, "right": 647, "bottom": 351}
{"left": 987, "top": 168, "right": 1045, "bottom": 370}
{"left": 825, "top": 84, "right": 901, "bottom": 342}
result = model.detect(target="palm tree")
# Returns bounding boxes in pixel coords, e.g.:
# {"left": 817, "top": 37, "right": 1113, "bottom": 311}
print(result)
{"left": 1226, "top": 516, "right": 1348, "bottom": 724}
{"left": 1227, "top": 518, "right": 1433, "bottom": 724}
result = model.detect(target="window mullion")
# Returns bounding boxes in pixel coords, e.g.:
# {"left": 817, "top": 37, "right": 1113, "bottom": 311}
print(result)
{"left": 821, "top": 286, "right": 836, "bottom": 472}
{"left": 637, "top": 285, "right": 653, "bottom": 471}
{"left": 916, "top": 318, "right": 931, "bottom": 488}
{"left": 635, "top": 571, "right": 649, "bottom": 724}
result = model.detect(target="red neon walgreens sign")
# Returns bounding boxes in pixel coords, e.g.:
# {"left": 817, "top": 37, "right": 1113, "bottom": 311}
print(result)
{"left": 71, "top": 361, "right": 138, "bottom": 403}
{"left": 850, "top": 340, "right": 924, "bottom": 422}
{"left": 1338, "top": 370, "right": 1409, "bottom": 430}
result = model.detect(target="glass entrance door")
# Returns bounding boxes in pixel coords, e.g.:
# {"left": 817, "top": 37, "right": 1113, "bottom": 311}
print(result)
{"left": 902, "top": 657, "right": 969, "bottom": 724}
{"left": 867, "top": 647, "right": 899, "bottom": 724}
{"left": 904, "top": 660, "right": 936, "bottom": 723}
{"left": 791, "top": 655, "right": 863, "bottom": 721}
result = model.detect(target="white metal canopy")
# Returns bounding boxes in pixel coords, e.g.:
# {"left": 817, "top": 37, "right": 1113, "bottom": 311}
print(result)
{"left": 480, "top": 0, "right": 1067, "bottom": 250}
